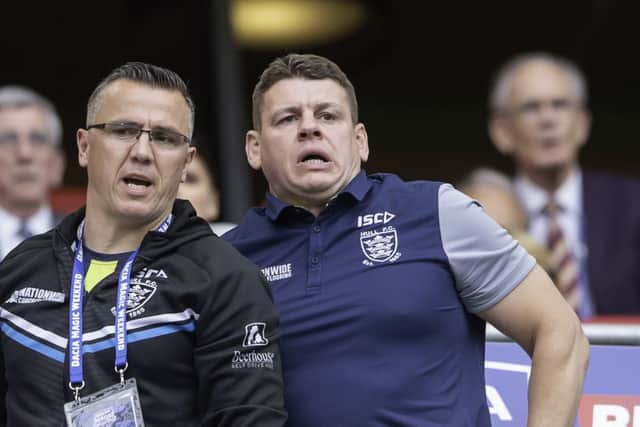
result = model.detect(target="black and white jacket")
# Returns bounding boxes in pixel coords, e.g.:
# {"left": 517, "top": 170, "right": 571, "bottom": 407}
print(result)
{"left": 0, "top": 200, "right": 287, "bottom": 426}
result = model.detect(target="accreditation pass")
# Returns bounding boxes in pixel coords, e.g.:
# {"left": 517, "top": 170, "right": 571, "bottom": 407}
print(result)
{"left": 64, "top": 378, "right": 145, "bottom": 427}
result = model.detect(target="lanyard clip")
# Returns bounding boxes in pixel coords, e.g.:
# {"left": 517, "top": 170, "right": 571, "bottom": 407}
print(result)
{"left": 68, "top": 380, "right": 85, "bottom": 401}
{"left": 115, "top": 362, "right": 129, "bottom": 386}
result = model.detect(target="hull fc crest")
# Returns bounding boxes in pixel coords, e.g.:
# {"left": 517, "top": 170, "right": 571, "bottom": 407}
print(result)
{"left": 126, "top": 281, "right": 157, "bottom": 312}
{"left": 110, "top": 276, "right": 159, "bottom": 319}
{"left": 360, "top": 226, "right": 402, "bottom": 266}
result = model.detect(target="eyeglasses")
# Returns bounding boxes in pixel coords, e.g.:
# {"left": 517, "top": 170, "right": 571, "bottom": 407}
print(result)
{"left": 87, "top": 122, "right": 191, "bottom": 149}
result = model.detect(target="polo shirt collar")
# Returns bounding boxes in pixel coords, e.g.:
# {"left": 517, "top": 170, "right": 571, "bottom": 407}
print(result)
{"left": 342, "top": 170, "right": 371, "bottom": 202}
{"left": 265, "top": 192, "right": 290, "bottom": 221}
{"left": 265, "top": 170, "right": 371, "bottom": 221}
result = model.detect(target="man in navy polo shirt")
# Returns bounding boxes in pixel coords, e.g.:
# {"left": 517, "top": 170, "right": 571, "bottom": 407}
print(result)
{"left": 224, "top": 53, "right": 589, "bottom": 426}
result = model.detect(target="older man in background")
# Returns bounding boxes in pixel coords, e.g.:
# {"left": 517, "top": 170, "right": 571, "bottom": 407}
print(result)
{"left": 0, "top": 85, "right": 65, "bottom": 259}
{"left": 488, "top": 52, "right": 640, "bottom": 316}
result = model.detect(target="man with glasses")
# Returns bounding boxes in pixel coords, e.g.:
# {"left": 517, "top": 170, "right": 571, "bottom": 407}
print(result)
{"left": 0, "top": 62, "right": 287, "bottom": 426}
{"left": 0, "top": 85, "right": 66, "bottom": 260}
{"left": 488, "top": 52, "right": 640, "bottom": 316}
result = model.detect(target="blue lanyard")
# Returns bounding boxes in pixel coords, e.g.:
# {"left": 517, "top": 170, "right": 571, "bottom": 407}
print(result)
{"left": 68, "top": 215, "right": 172, "bottom": 399}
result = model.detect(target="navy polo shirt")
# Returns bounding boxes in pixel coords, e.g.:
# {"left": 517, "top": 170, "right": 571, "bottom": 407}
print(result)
{"left": 224, "top": 171, "right": 535, "bottom": 427}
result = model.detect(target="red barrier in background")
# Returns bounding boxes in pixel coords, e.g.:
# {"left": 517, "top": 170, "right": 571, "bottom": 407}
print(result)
{"left": 579, "top": 395, "right": 640, "bottom": 426}
{"left": 586, "top": 316, "right": 640, "bottom": 324}
{"left": 50, "top": 187, "right": 86, "bottom": 213}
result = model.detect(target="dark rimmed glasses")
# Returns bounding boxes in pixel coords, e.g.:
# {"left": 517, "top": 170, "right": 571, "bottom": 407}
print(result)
{"left": 87, "top": 122, "right": 191, "bottom": 149}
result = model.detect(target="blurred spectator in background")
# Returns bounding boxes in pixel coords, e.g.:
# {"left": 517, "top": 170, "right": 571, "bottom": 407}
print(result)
{"left": 488, "top": 51, "right": 640, "bottom": 316}
{"left": 457, "top": 167, "right": 527, "bottom": 232}
{"left": 178, "top": 149, "right": 236, "bottom": 235}
{"left": 457, "top": 167, "right": 551, "bottom": 272}
{"left": 0, "top": 85, "right": 66, "bottom": 260}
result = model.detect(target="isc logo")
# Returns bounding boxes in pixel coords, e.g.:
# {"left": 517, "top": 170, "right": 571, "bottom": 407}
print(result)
{"left": 357, "top": 211, "right": 395, "bottom": 228}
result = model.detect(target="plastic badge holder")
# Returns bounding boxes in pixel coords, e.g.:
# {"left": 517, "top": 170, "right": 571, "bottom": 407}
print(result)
{"left": 64, "top": 378, "right": 145, "bottom": 427}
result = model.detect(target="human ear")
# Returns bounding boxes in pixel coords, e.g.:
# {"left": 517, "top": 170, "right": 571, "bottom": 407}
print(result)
{"left": 354, "top": 123, "right": 369, "bottom": 163}
{"left": 181, "top": 147, "right": 196, "bottom": 182}
{"left": 245, "top": 130, "right": 262, "bottom": 171}
{"left": 488, "top": 116, "right": 514, "bottom": 155}
{"left": 76, "top": 129, "right": 90, "bottom": 168}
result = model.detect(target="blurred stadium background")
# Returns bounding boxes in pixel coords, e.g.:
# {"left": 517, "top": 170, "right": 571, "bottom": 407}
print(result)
{"left": 2, "top": 0, "right": 638, "bottom": 221}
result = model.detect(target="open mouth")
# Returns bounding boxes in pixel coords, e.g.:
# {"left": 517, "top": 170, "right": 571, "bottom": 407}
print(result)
{"left": 123, "top": 176, "right": 152, "bottom": 188}
{"left": 299, "top": 152, "right": 329, "bottom": 165}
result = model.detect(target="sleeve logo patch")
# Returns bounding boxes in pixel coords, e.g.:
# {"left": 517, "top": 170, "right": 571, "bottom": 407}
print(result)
{"left": 242, "top": 322, "right": 269, "bottom": 347}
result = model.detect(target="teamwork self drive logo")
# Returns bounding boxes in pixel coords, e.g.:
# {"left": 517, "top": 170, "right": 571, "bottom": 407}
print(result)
{"left": 233, "top": 322, "right": 275, "bottom": 370}
{"left": 243, "top": 322, "right": 269, "bottom": 347}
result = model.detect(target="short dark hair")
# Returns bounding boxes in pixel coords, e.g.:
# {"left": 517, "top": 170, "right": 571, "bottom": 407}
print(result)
{"left": 251, "top": 53, "right": 358, "bottom": 130}
{"left": 86, "top": 62, "right": 195, "bottom": 133}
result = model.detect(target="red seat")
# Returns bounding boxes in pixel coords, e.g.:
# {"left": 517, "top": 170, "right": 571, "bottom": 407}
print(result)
{"left": 50, "top": 187, "right": 86, "bottom": 214}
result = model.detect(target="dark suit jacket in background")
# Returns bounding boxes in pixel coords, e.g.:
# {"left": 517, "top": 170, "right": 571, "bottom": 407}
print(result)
{"left": 583, "top": 172, "right": 640, "bottom": 314}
